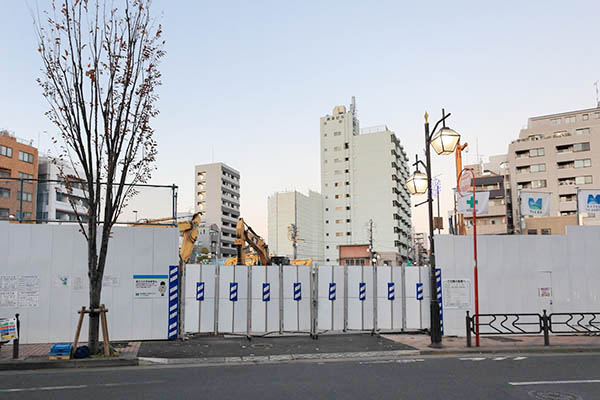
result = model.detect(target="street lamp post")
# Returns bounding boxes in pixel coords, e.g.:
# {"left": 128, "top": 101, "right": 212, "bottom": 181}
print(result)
{"left": 407, "top": 109, "right": 460, "bottom": 347}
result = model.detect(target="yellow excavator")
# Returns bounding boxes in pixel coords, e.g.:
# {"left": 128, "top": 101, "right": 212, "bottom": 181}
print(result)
{"left": 133, "top": 213, "right": 202, "bottom": 264}
{"left": 231, "top": 218, "right": 312, "bottom": 266}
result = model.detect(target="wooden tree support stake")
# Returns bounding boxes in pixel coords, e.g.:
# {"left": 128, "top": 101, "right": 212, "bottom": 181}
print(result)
{"left": 73, "top": 305, "right": 111, "bottom": 356}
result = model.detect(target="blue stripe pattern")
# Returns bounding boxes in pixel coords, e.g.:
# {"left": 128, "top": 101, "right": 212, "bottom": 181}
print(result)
{"left": 168, "top": 265, "right": 178, "bottom": 340}
{"left": 435, "top": 268, "right": 444, "bottom": 335}
{"left": 387, "top": 282, "right": 395, "bottom": 300}
{"left": 230, "top": 282, "right": 238, "bottom": 302}
{"left": 196, "top": 282, "right": 205, "bottom": 301}
{"left": 416, "top": 282, "right": 424, "bottom": 300}
{"left": 293, "top": 282, "right": 302, "bottom": 301}
{"left": 359, "top": 282, "right": 366, "bottom": 301}
{"left": 329, "top": 282, "right": 336, "bottom": 301}
{"left": 262, "top": 283, "right": 271, "bottom": 302}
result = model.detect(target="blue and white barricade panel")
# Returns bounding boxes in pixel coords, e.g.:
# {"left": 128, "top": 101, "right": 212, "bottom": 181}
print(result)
{"left": 168, "top": 265, "right": 178, "bottom": 340}
{"left": 230, "top": 282, "right": 238, "bottom": 302}
{"left": 317, "top": 266, "right": 345, "bottom": 331}
{"left": 436, "top": 268, "right": 443, "bottom": 335}
{"left": 262, "top": 283, "right": 271, "bottom": 302}
{"left": 196, "top": 282, "right": 205, "bottom": 301}
{"left": 416, "top": 282, "right": 424, "bottom": 300}
{"left": 293, "top": 282, "right": 302, "bottom": 301}
{"left": 359, "top": 282, "right": 366, "bottom": 301}
{"left": 387, "top": 282, "right": 395, "bottom": 301}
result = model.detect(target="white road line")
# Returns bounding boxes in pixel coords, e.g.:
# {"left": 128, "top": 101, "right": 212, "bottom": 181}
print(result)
{"left": 493, "top": 357, "right": 508, "bottom": 361}
{"left": 509, "top": 379, "right": 600, "bottom": 386}
{"left": 459, "top": 357, "right": 486, "bottom": 361}
{"left": 513, "top": 356, "right": 527, "bottom": 361}
{"left": 0, "top": 380, "right": 165, "bottom": 393}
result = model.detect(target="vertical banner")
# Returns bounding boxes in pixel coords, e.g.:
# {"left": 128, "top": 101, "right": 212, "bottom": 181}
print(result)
{"left": 168, "top": 265, "right": 178, "bottom": 340}
{"left": 519, "top": 191, "right": 551, "bottom": 216}
{"left": 329, "top": 282, "right": 336, "bottom": 301}
{"left": 416, "top": 282, "right": 424, "bottom": 300}
{"left": 578, "top": 189, "right": 600, "bottom": 213}
{"left": 435, "top": 268, "right": 443, "bottom": 336}
{"left": 457, "top": 191, "right": 490, "bottom": 215}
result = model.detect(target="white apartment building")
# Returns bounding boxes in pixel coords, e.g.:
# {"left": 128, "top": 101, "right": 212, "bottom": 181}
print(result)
{"left": 507, "top": 106, "right": 600, "bottom": 231}
{"left": 194, "top": 162, "right": 240, "bottom": 259}
{"left": 320, "top": 99, "right": 412, "bottom": 265}
{"left": 36, "top": 157, "right": 89, "bottom": 222}
{"left": 267, "top": 190, "right": 324, "bottom": 262}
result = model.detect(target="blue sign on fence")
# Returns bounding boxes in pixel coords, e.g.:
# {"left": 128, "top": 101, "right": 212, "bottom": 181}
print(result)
{"left": 359, "top": 282, "right": 366, "bottom": 301}
{"left": 196, "top": 282, "right": 205, "bottom": 301}
{"left": 293, "top": 282, "right": 302, "bottom": 301}
{"left": 436, "top": 268, "right": 443, "bottom": 335}
{"left": 387, "top": 282, "right": 395, "bottom": 300}
{"left": 262, "top": 283, "right": 271, "bottom": 302}
{"left": 416, "top": 282, "right": 424, "bottom": 300}
{"left": 229, "top": 282, "right": 238, "bottom": 302}
{"left": 329, "top": 282, "right": 336, "bottom": 301}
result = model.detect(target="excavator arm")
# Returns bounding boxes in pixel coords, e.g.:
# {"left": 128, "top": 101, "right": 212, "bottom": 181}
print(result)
{"left": 234, "top": 218, "right": 270, "bottom": 265}
{"left": 178, "top": 213, "right": 202, "bottom": 264}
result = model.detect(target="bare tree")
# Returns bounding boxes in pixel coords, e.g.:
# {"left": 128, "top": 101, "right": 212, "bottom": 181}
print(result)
{"left": 35, "top": 0, "right": 164, "bottom": 354}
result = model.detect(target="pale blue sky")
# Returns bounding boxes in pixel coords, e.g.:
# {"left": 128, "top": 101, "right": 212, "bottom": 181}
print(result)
{"left": 1, "top": 0, "right": 599, "bottom": 236}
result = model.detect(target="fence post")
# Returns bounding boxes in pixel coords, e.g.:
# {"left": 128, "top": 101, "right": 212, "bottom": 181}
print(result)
{"left": 12, "top": 313, "right": 20, "bottom": 359}
{"left": 542, "top": 309, "right": 550, "bottom": 346}
{"left": 465, "top": 311, "right": 471, "bottom": 348}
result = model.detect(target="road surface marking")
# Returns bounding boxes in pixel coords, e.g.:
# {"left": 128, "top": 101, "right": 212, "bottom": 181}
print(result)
{"left": 0, "top": 380, "right": 165, "bottom": 393}
{"left": 493, "top": 357, "right": 508, "bottom": 361}
{"left": 459, "top": 357, "right": 486, "bottom": 361}
{"left": 513, "top": 356, "right": 527, "bottom": 361}
{"left": 509, "top": 379, "right": 600, "bottom": 386}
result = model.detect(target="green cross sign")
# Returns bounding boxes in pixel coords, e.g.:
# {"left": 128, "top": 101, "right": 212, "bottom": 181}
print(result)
{"left": 467, "top": 196, "right": 478, "bottom": 208}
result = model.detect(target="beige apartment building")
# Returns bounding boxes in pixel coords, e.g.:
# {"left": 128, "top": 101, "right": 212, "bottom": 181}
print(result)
{"left": 507, "top": 106, "right": 600, "bottom": 234}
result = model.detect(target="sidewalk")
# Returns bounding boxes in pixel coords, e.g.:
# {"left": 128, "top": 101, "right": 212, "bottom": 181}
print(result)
{"left": 382, "top": 333, "right": 600, "bottom": 354}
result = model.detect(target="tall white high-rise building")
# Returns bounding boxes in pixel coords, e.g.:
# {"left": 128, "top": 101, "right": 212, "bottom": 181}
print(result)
{"left": 194, "top": 162, "right": 240, "bottom": 259}
{"left": 320, "top": 99, "right": 411, "bottom": 264}
{"left": 267, "top": 190, "right": 323, "bottom": 262}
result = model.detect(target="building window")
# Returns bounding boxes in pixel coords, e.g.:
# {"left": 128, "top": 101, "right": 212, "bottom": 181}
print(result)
{"left": 550, "top": 118, "right": 561, "bottom": 125}
{"left": 17, "top": 191, "right": 33, "bottom": 202}
{"left": 573, "top": 142, "right": 590, "bottom": 152}
{"left": 334, "top": 131, "right": 341, "bottom": 136}
{"left": 0, "top": 145, "right": 12, "bottom": 158}
{"left": 541, "top": 229, "right": 551, "bottom": 235}
{"left": 336, "top": 232, "right": 344, "bottom": 237}
{"left": 531, "top": 179, "right": 547, "bottom": 188}
{"left": 335, "top": 219, "right": 344, "bottom": 224}
{"left": 335, "top": 195, "right": 340, "bottom": 199}
{"left": 18, "top": 151, "right": 34, "bottom": 164}
{"left": 334, "top": 158, "right": 342, "bottom": 163}
{"left": 574, "top": 159, "right": 591, "bottom": 168}
{"left": 56, "top": 192, "right": 67, "bottom": 202}
{"left": 0, "top": 208, "right": 8, "bottom": 218}
{"left": 334, "top": 146, "right": 342, "bottom": 151}
{"left": 334, "top": 170, "right": 343, "bottom": 175}
{"left": 583, "top": 114, "right": 589, "bottom": 121}
{"left": 0, "top": 188, "right": 10, "bottom": 198}
{"left": 527, "top": 229, "right": 538, "bottom": 235}
{"left": 575, "top": 128, "right": 590, "bottom": 135}
{"left": 0, "top": 168, "right": 9, "bottom": 177}
{"left": 530, "top": 164, "right": 546, "bottom": 173}
{"left": 575, "top": 175, "right": 593, "bottom": 185}
{"left": 564, "top": 116, "right": 576, "bottom": 123}
{"left": 529, "top": 148, "right": 544, "bottom": 157}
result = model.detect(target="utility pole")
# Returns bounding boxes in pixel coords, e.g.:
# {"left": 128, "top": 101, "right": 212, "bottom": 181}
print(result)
{"left": 368, "top": 219, "right": 376, "bottom": 265}
{"left": 288, "top": 223, "right": 299, "bottom": 259}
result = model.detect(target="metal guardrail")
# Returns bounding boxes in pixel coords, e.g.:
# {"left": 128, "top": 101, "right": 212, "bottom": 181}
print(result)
{"left": 466, "top": 310, "right": 600, "bottom": 347}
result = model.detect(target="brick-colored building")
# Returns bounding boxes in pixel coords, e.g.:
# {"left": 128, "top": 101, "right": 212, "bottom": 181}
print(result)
{"left": 0, "top": 130, "right": 38, "bottom": 220}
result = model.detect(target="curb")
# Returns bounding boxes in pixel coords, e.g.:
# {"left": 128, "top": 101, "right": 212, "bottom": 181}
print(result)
{"left": 418, "top": 346, "right": 600, "bottom": 356}
{"left": 0, "top": 358, "right": 138, "bottom": 371}
{"left": 138, "top": 349, "right": 421, "bottom": 366}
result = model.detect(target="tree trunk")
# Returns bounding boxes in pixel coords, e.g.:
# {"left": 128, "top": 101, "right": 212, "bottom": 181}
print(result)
{"left": 88, "top": 279, "right": 102, "bottom": 354}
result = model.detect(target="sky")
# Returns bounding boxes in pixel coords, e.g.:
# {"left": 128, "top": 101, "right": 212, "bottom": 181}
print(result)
{"left": 1, "top": 0, "right": 599, "bottom": 238}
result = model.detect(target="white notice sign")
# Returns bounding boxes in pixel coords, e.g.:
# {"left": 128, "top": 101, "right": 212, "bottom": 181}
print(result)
{"left": 133, "top": 275, "right": 168, "bottom": 298}
{"left": 442, "top": 279, "right": 471, "bottom": 309}
{"left": 0, "top": 291, "right": 18, "bottom": 308}
{"left": 103, "top": 275, "right": 120, "bottom": 288}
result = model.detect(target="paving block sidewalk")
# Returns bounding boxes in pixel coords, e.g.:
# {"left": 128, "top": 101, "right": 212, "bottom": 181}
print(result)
{"left": 0, "top": 341, "right": 141, "bottom": 361}
{"left": 382, "top": 333, "right": 600, "bottom": 353}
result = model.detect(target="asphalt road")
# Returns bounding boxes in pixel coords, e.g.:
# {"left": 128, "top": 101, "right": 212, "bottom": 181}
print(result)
{"left": 0, "top": 353, "right": 599, "bottom": 400}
